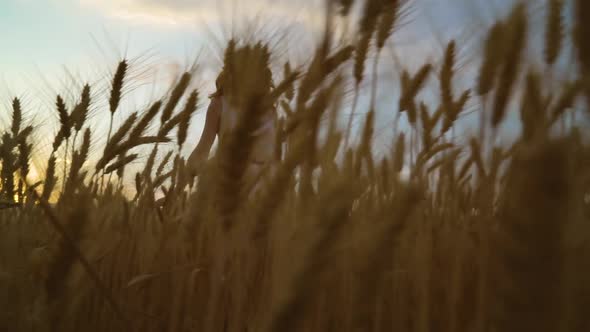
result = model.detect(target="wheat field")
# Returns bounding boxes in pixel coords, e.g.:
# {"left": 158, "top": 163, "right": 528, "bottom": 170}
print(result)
{"left": 1, "top": 0, "right": 589, "bottom": 331}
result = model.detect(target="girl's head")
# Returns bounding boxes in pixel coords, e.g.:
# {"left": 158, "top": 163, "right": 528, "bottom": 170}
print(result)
{"left": 214, "top": 40, "right": 274, "bottom": 105}
{"left": 209, "top": 73, "right": 224, "bottom": 98}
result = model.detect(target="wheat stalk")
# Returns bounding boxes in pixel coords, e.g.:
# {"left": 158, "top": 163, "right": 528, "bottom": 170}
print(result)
{"left": 104, "top": 153, "right": 138, "bottom": 175}
{"left": 177, "top": 90, "right": 199, "bottom": 150}
{"left": 96, "top": 136, "right": 169, "bottom": 172}
{"left": 441, "top": 40, "right": 456, "bottom": 115}
{"left": 106, "top": 60, "right": 128, "bottom": 152}
{"left": 574, "top": 0, "right": 590, "bottom": 73}
{"left": 492, "top": 3, "right": 528, "bottom": 128}
{"left": 69, "top": 84, "right": 91, "bottom": 152}
{"left": 477, "top": 22, "right": 505, "bottom": 96}
{"left": 545, "top": 0, "right": 565, "bottom": 66}
{"left": 161, "top": 72, "right": 192, "bottom": 124}
{"left": 11, "top": 98, "right": 22, "bottom": 138}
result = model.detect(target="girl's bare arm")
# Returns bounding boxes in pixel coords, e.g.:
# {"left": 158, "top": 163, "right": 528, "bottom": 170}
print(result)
{"left": 187, "top": 96, "right": 221, "bottom": 174}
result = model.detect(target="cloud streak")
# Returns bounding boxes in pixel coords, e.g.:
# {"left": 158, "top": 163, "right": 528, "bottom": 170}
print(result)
{"left": 77, "top": 0, "right": 327, "bottom": 29}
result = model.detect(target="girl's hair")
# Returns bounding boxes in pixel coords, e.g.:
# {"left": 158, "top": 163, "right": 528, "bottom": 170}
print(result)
{"left": 211, "top": 40, "right": 274, "bottom": 100}
{"left": 209, "top": 74, "right": 224, "bottom": 98}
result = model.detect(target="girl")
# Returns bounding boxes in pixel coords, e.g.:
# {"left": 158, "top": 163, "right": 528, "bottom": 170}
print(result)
{"left": 186, "top": 68, "right": 279, "bottom": 196}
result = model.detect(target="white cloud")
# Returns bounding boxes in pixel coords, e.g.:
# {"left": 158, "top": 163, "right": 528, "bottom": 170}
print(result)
{"left": 76, "top": 0, "right": 327, "bottom": 30}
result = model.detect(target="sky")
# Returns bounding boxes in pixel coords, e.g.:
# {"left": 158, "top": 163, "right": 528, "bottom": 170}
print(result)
{"left": 0, "top": 0, "right": 579, "bottom": 181}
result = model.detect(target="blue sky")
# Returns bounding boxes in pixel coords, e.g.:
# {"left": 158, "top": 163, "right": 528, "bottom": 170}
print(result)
{"left": 0, "top": 0, "right": 578, "bottom": 181}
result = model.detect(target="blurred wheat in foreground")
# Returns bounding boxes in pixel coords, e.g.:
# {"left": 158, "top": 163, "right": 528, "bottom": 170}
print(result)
{"left": 1, "top": 1, "right": 589, "bottom": 331}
